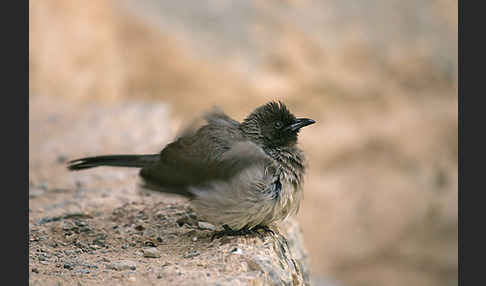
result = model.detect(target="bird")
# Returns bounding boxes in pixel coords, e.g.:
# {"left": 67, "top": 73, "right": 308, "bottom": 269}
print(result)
{"left": 67, "top": 101, "right": 315, "bottom": 238}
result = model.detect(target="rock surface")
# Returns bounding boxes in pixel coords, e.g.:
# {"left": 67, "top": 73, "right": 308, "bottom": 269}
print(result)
{"left": 29, "top": 95, "right": 311, "bottom": 285}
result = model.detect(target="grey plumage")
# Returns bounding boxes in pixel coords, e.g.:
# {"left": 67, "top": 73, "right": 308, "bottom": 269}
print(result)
{"left": 67, "top": 101, "right": 315, "bottom": 231}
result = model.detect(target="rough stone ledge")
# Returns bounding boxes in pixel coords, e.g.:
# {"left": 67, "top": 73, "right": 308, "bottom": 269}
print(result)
{"left": 29, "top": 95, "right": 310, "bottom": 285}
{"left": 29, "top": 200, "right": 310, "bottom": 286}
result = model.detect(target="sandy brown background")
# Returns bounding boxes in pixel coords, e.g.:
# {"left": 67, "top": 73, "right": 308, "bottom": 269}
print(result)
{"left": 29, "top": 1, "right": 457, "bottom": 285}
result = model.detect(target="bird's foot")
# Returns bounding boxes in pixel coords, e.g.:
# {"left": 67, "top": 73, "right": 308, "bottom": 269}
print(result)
{"left": 211, "top": 224, "right": 275, "bottom": 241}
{"left": 252, "top": 225, "right": 276, "bottom": 236}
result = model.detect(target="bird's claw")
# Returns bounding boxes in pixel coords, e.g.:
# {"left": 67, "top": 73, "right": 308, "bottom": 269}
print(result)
{"left": 211, "top": 224, "right": 275, "bottom": 241}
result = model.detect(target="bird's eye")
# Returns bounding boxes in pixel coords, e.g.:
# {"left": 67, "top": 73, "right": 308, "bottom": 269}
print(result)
{"left": 274, "top": 121, "right": 283, "bottom": 129}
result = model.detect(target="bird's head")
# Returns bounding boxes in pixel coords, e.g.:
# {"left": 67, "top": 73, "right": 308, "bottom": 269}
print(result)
{"left": 240, "top": 101, "right": 315, "bottom": 148}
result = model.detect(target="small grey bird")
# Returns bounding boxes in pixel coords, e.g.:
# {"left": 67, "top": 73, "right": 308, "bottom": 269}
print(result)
{"left": 68, "top": 101, "right": 315, "bottom": 237}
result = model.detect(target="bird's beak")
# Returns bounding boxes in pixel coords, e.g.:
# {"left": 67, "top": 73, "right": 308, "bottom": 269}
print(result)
{"left": 285, "top": 118, "right": 316, "bottom": 132}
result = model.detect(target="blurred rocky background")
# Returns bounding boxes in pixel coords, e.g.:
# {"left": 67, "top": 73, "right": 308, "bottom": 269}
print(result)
{"left": 29, "top": 1, "right": 457, "bottom": 286}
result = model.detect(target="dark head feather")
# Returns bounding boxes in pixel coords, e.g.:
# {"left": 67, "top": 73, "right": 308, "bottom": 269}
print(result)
{"left": 240, "top": 101, "right": 313, "bottom": 148}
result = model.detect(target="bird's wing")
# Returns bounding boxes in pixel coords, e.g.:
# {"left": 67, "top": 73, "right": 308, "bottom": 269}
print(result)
{"left": 139, "top": 126, "right": 271, "bottom": 197}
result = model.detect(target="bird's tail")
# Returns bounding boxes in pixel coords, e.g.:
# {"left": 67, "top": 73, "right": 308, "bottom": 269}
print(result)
{"left": 67, "top": 154, "right": 159, "bottom": 171}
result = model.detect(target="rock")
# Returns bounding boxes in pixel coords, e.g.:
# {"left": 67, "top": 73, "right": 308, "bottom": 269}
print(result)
{"left": 230, "top": 247, "right": 243, "bottom": 255}
{"left": 63, "top": 263, "right": 75, "bottom": 270}
{"left": 176, "top": 216, "right": 197, "bottom": 227}
{"left": 198, "top": 221, "right": 216, "bottom": 231}
{"left": 79, "top": 263, "right": 98, "bottom": 270}
{"left": 143, "top": 247, "right": 161, "bottom": 258}
{"left": 74, "top": 269, "right": 91, "bottom": 274}
{"left": 183, "top": 250, "right": 200, "bottom": 259}
{"left": 106, "top": 260, "right": 137, "bottom": 271}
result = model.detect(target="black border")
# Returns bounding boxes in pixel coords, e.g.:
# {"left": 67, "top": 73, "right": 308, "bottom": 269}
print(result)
{"left": 3, "top": 0, "right": 28, "bottom": 284}
{"left": 460, "top": 1, "right": 484, "bottom": 285}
